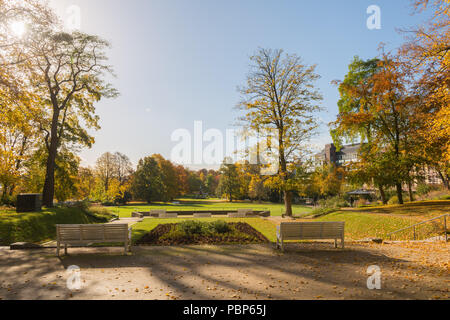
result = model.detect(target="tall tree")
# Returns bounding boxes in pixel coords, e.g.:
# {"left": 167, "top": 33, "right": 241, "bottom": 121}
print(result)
{"left": 330, "top": 56, "right": 389, "bottom": 198}
{"left": 237, "top": 48, "right": 322, "bottom": 216}
{"left": 0, "top": 94, "right": 37, "bottom": 202}
{"left": 95, "top": 152, "right": 117, "bottom": 193}
{"left": 131, "top": 156, "right": 164, "bottom": 203}
{"left": 114, "top": 152, "right": 133, "bottom": 185}
{"left": 76, "top": 167, "right": 95, "bottom": 200}
{"left": 153, "top": 154, "right": 179, "bottom": 201}
{"left": 399, "top": 0, "right": 450, "bottom": 190}
{"left": 174, "top": 165, "right": 190, "bottom": 196}
{"left": 330, "top": 56, "right": 380, "bottom": 147}
{"left": 400, "top": 0, "right": 449, "bottom": 160}
{"left": 3, "top": 1, "right": 118, "bottom": 206}
{"left": 332, "top": 54, "right": 419, "bottom": 204}
{"left": 217, "top": 160, "right": 240, "bottom": 202}
{"left": 248, "top": 174, "right": 266, "bottom": 203}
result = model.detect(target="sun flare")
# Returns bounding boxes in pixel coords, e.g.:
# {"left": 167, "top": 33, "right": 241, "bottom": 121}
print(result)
{"left": 10, "top": 21, "right": 26, "bottom": 38}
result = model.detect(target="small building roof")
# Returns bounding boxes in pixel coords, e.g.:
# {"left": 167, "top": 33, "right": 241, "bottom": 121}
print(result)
{"left": 347, "top": 189, "right": 376, "bottom": 195}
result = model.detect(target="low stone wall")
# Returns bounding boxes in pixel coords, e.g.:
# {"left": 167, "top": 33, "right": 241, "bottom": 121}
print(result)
{"left": 131, "top": 210, "right": 270, "bottom": 218}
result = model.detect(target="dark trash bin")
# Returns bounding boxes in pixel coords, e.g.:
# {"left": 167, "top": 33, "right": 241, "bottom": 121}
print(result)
{"left": 16, "top": 194, "right": 42, "bottom": 213}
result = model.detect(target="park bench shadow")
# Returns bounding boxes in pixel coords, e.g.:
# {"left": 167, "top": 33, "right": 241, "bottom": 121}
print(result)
{"left": 53, "top": 243, "right": 445, "bottom": 300}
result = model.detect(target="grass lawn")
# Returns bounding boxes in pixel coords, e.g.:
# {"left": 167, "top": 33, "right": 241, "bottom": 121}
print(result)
{"left": 132, "top": 217, "right": 278, "bottom": 244}
{"left": 0, "top": 207, "right": 114, "bottom": 245}
{"left": 109, "top": 198, "right": 313, "bottom": 218}
{"left": 315, "top": 200, "right": 450, "bottom": 240}
{"left": 1, "top": 200, "right": 446, "bottom": 246}
{"left": 314, "top": 212, "right": 428, "bottom": 240}
{"left": 343, "top": 200, "right": 449, "bottom": 218}
{"left": 132, "top": 200, "right": 449, "bottom": 243}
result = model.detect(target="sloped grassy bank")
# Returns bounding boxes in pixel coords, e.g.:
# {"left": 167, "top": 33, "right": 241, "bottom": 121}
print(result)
{"left": 0, "top": 206, "right": 116, "bottom": 245}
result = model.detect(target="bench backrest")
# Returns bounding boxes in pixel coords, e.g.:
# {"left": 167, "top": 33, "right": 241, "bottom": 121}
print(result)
{"left": 279, "top": 222, "right": 345, "bottom": 239}
{"left": 194, "top": 213, "right": 212, "bottom": 218}
{"left": 228, "top": 212, "right": 247, "bottom": 218}
{"left": 150, "top": 210, "right": 166, "bottom": 215}
{"left": 159, "top": 213, "right": 178, "bottom": 218}
{"left": 56, "top": 224, "right": 128, "bottom": 241}
{"left": 237, "top": 209, "right": 252, "bottom": 215}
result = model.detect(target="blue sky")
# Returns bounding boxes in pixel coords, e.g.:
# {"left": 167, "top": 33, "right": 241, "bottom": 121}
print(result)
{"left": 48, "top": 0, "right": 430, "bottom": 169}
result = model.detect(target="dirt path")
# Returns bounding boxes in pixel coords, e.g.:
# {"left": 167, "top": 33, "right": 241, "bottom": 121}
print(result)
{"left": 0, "top": 242, "right": 448, "bottom": 300}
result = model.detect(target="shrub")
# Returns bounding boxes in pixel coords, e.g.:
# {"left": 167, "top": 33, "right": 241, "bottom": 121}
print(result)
{"left": 0, "top": 194, "right": 17, "bottom": 207}
{"left": 177, "top": 220, "right": 206, "bottom": 235}
{"left": 207, "top": 220, "right": 231, "bottom": 234}
{"left": 416, "top": 183, "right": 432, "bottom": 196}
{"left": 388, "top": 196, "right": 399, "bottom": 205}
{"left": 161, "top": 228, "right": 187, "bottom": 241}
{"left": 318, "top": 196, "right": 349, "bottom": 209}
{"left": 73, "top": 200, "right": 90, "bottom": 211}
{"left": 101, "top": 201, "right": 115, "bottom": 207}
{"left": 171, "top": 220, "right": 233, "bottom": 237}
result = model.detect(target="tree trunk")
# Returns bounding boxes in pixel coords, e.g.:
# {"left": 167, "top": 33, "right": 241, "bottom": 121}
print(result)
{"left": 1, "top": 183, "right": 8, "bottom": 203}
{"left": 407, "top": 180, "right": 414, "bottom": 202}
{"left": 42, "top": 109, "right": 60, "bottom": 207}
{"left": 284, "top": 191, "right": 293, "bottom": 216}
{"left": 396, "top": 183, "right": 404, "bottom": 204}
{"left": 437, "top": 170, "right": 450, "bottom": 190}
{"left": 8, "top": 184, "right": 15, "bottom": 196}
{"left": 279, "top": 136, "right": 292, "bottom": 217}
{"left": 379, "top": 185, "right": 387, "bottom": 205}
{"left": 42, "top": 147, "right": 57, "bottom": 207}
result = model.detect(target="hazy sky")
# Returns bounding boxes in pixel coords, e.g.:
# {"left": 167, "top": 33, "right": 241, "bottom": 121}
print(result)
{"left": 48, "top": 0, "right": 429, "bottom": 169}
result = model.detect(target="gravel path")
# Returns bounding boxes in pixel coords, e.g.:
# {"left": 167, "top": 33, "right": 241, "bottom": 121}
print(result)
{"left": 0, "top": 241, "right": 448, "bottom": 300}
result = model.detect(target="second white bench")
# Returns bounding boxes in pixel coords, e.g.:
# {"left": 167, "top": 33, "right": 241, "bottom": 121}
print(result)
{"left": 276, "top": 221, "right": 345, "bottom": 251}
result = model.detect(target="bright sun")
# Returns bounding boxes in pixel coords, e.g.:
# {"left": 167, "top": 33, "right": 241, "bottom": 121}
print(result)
{"left": 10, "top": 21, "right": 26, "bottom": 38}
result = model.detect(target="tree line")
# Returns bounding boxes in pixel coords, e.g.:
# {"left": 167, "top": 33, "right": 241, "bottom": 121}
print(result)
{"left": 0, "top": 0, "right": 448, "bottom": 212}
{"left": 330, "top": 0, "right": 449, "bottom": 204}
{"left": 0, "top": 0, "right": 118, "bottom": 206}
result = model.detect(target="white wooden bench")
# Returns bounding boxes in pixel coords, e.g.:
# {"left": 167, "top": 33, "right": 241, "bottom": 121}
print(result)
{"left": 194, "top": 213, "right": 212, "bottom": 218}
{"left": 276, "top": 222, "right": 345, "bottom": 251}
{"left": 237, "top": 209, "right": 253, "bottom": 215}
{"left": 150, "top": 209, "right": 166, "bottom": 216}
{"left": 56, "top": 224, "right": 131, "bottom": 256}
{"left": 227, "top": 212, "right": 247, "bottom": 218}
{"left": 159, "top": 213, "right": 178, "bottom": 218}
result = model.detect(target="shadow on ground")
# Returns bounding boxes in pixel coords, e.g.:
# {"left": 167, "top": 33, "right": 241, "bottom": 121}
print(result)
{"left": 0, "top": 242, "right": 448, "bottom": 300}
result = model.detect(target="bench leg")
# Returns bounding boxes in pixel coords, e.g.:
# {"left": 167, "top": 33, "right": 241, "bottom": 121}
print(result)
{"left": 341, "top": 237, "right": 345, "bottom": 249}
{"left": 57, "top": 241, "right": 60, "bottom": 256}
{"left": 64, "top": 244, "right": 68, "bottom": 255}
{"left": 334, "top": 239, "right": 338, "bottom": 249}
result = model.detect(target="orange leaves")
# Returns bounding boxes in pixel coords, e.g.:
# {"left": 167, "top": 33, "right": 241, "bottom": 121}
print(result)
{"left": 399, "top": 0, "right": 450, "bottom": 159}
